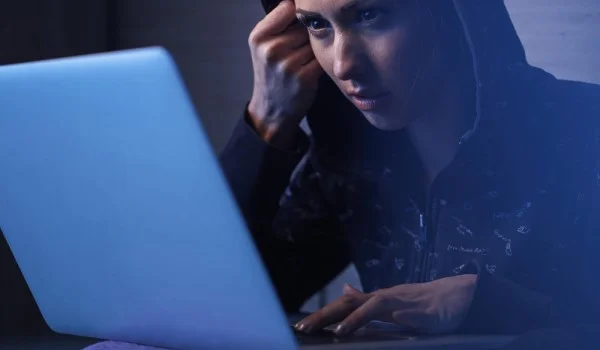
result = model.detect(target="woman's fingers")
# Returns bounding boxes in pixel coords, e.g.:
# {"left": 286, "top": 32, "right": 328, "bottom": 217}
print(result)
{"left": 392, "top": 309, "right": 430, "bottom": 333}
{"left": 252, "top": 0, "right": 297, "bottom": 41}
{"left": 279, "top": 44, "right": 315, "bottom": 73}
{"left": 294, "top": 289, "right": 369, "bottom": 334}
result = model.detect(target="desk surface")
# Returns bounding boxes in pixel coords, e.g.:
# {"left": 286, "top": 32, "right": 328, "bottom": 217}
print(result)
{"left": 0, "top": 336, "right": 96, "bottom": 350}
{"left": 0, "top": 334, "right": 515, "bottom": 350}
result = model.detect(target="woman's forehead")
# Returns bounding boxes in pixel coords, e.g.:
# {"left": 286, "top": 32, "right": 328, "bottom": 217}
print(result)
{"left": 295, "top": 0, "right": 396, "bottom": 15}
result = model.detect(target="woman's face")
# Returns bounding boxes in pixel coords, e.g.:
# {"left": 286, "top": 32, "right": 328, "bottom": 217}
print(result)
{"left": 294, "top": 0, "right": 437, "bottom": 130}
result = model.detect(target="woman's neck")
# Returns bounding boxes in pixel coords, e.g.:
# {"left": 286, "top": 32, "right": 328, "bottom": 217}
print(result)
{"left": 406, "top": 69, "right": 476, "bottom": 191}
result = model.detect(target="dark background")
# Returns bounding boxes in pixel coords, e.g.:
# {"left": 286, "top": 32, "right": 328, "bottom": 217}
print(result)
{"left": 0, "top": 0, "right": 263, "bottom": 152}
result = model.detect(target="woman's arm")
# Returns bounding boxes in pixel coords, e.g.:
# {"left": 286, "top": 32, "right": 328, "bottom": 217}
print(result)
{"left": 459, "top": 191, "right": 600, "bottom": 335}
{"left": 218, "top": 109, "right": 350, "bottom": 311}
{"left": 459, "top": 254, "right": 600, "bottom": 334}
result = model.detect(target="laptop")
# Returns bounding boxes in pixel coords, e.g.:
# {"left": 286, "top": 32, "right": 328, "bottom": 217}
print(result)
{"left": 0, "top": 47, "right": 303, "bottom": 349}
{"left": 0, "top": 48, "right": 513, "bottom": 350}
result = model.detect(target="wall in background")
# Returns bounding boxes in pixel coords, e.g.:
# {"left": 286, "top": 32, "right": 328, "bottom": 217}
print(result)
{"left": 114, "top": 0, "right": 263, "bottom": 152}
{"left": 507, "top": 0, "right": 600, "bottom": 84}
{"left": 0, "top": 2, "right": 109, "bottom": 64}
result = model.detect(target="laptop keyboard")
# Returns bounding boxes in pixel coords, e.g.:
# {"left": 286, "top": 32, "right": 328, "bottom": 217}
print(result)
{"left": 292, "top": 327, "right": 345, "bottom": 345}
{"left": 292, "top": 326, "right": 415, "bottom": 345}
{"left": 287, "top": 314, "right": 416, "bottom": 345}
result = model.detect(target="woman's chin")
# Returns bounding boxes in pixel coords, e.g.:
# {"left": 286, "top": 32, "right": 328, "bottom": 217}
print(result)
{"left": 362, "top": 111, "right": 408, "bottom": 131}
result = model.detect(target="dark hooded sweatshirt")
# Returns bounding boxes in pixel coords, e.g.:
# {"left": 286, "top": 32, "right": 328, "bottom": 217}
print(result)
{"left": 220, "top": 0, "right": 600, "bottom": 335}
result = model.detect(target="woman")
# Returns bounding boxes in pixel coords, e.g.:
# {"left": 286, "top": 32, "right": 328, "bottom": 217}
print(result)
{"left": 221, "top": 0, "right": 600, "bottom": 338}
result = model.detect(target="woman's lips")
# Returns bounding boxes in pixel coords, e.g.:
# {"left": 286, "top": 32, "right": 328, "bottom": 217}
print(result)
{"left": 348, "top": 92, "right": 391, "bottom": 111}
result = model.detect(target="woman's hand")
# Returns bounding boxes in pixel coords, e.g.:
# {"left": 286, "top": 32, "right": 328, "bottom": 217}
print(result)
{"left": 247, "top": 0, "right": 323, "bottom": 148}
{"left": 295, "top": 274, "right": 478, "bottom": 336}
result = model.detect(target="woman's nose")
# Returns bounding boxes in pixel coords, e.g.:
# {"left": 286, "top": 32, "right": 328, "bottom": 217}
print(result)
{"left": 332, "top": 35, "right": 364, "bottom": 81}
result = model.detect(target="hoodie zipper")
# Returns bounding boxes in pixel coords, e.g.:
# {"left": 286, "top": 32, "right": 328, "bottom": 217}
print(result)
{"left": 414, "top": 181, "right": 443, "bottom": 283}
{"left": 423, "top": 199, "right": 441, "bottom": 282}
{"left": 416, "top": 213, "right": 428, "bottom": 282}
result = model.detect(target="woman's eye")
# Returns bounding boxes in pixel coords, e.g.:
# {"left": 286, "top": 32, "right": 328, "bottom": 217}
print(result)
{"left": 358, "top": 9, "right": 382, "bottom": 22}
{"left": 307, "top": 18, "right": 329, "bottom": 31}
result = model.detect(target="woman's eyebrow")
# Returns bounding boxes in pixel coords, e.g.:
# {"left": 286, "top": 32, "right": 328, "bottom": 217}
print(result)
{"left": 295, "top": 9, "right": 323, "bottom": 18}
{"left": 296, "top": 0, "right": 389, "bottom": 18}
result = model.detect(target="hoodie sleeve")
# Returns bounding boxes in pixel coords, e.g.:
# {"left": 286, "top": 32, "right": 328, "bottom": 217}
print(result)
{"left": 458, "top": 251, "right": 600, "bottom": 335}
{"left": 459, "top": 164, "right": 600, "bottom": 334}
{"left": 458, "top": 94, "right": 600, "bottom": 335}
{"left": 218, "top": 107, "right": 350, "bottom": 311}
{"left": 458, "top": 261, "right": 566, "bottom": 335}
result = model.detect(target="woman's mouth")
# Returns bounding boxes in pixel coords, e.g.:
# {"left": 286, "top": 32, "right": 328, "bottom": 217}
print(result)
{"left": 347, "top": 92, "right": 391, "bottom": 111}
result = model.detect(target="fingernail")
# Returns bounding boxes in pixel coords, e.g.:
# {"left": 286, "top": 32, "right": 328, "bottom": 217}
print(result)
{"left": 295, "top": 323, "right": 305, "bottom": 331}
{"left": 334, "top": 324, "right": 346, "bottom": 336}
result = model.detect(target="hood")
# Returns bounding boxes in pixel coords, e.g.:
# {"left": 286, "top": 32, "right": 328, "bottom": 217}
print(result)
{"left": 304, "top": 0, "right": 533, "bottom": 174}
{"left": 451, "top": 0, "right": 527, "bottom": 141}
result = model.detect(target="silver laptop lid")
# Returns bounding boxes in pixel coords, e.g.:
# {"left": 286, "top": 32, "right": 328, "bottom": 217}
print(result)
{"left": 0, "top": 47, "right": 296, "bottom": 350}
